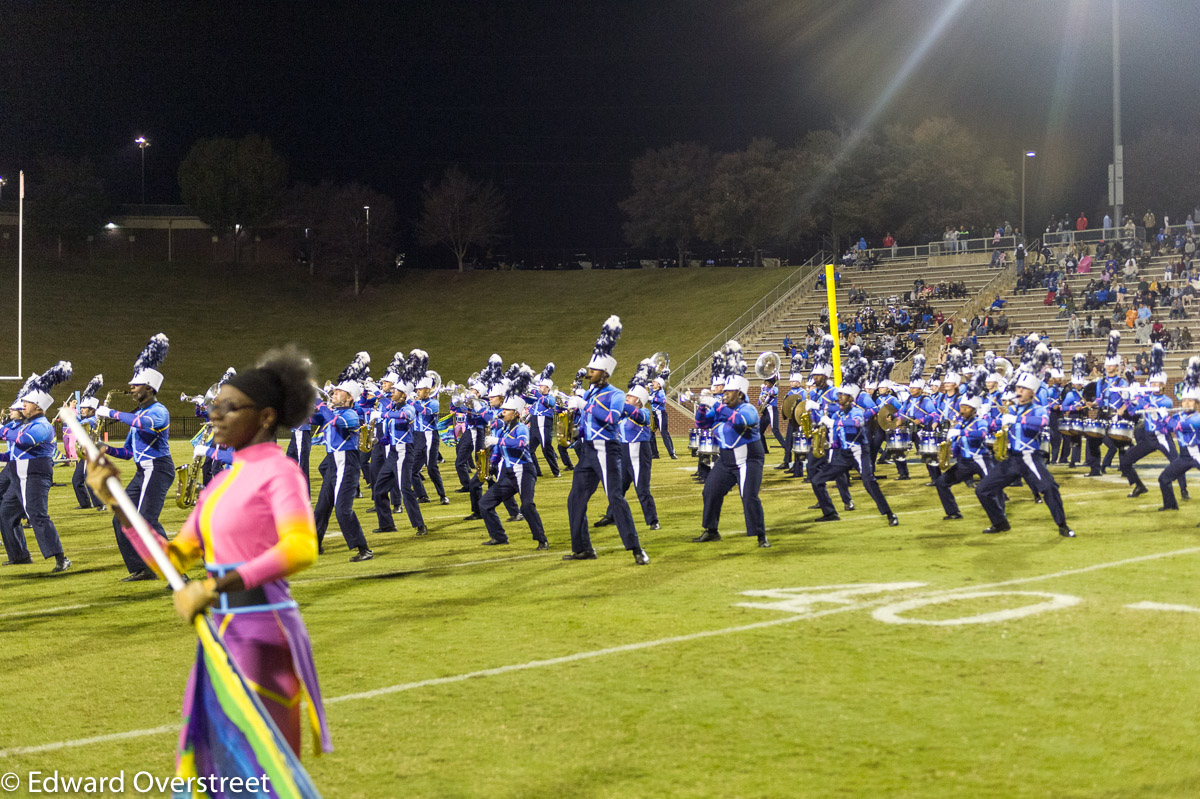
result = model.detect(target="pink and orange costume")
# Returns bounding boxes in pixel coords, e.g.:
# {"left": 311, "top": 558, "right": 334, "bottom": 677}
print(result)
{"left": 121, "top": 441, "right": 332, "bottom": 757}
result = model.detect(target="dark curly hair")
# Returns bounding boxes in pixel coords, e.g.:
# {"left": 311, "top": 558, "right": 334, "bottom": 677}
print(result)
{"left": 233, "top": 345, "right": 317, "bottom": 432}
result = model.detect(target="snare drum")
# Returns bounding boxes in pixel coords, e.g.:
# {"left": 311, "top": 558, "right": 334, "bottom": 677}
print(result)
{"left": 794, "top": 435, "right": 811, "bottom": 456}
{"left": 1039, "top": 432, "right": 1052, "bottom": 456}
{"left": 698, "top": 430, "right": 716, "bottom": 455}
{"left": 984, "top": 432, "right": 997, "bottom": 449}
{"left": 1082, "top": 418, "right": 1108, "bottom": 438}
{"left": 1060, "top": 417, "right": 1083, "bottom": 437}
{"left": 1108, "top": 419, "right": 1135, "bottom": 444}
{"left": 885, "top": 430, "right": 911, "bottom": 456}
{"left": 917, "top": 431, "right": 942, "bottom": 458}
{"left": 688, "top": 429, "right": 700, "bottom": 455}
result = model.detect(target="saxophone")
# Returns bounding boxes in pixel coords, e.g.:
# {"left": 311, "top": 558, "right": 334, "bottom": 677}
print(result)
{"left": 175, "top": 423, "right": 211, "bottom": 509}
{"left": 994, "top": 401, "right": 1011, "bottom": 460}
{"left": 92, "top": 389, "right": 130, "bottom": 443}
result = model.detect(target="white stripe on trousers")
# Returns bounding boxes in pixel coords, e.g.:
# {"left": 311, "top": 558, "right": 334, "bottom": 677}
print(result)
{"left": 593, "top": 440, "right": 609, "bottom": 493}
{"left": 394, "top": 443, "right": 407, "bottom": 495}
{"left": 137, "top": 460, "right": 154, "bottom": 509}
{"left": 333, "top": 450, "right": 346, "bottom": 494}
{"left": 734, "top": 444, "right": 748, "bottom": 493}
{"left": 629, "top": 442, "right": 641, "bottom": 486}
{"left": 1021, "top": 451, "right": 1042, "bottom": 479}
{"left": 16, "top": 459, "right": 28, "bottom": 509}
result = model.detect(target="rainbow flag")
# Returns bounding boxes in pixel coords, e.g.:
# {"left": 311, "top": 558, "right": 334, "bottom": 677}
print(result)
{"left": 174, "top": 615, "right": 322, "bottom": 798}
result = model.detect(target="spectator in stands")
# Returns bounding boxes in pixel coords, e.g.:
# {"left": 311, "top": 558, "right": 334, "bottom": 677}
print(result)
{"left": 1135, "top": 349, "right": 1149, "bottom": 375}
{"left": 1181, "top": 327, "right": 1193, "bottom": 350}
{"left": 1144, "top": 209, "right": 1156, "bottom": 236}
{"left": 882, "top": 232, "right": 896, "bottom": 258}
{"left": 1098, "top": 315, "right": 1113, "bottom": 337}
{"left": 1066, "top": 314, "right": 1081, "bottom": 341}
{"left": 990, "top": 294, "right": 1007, "bottom": 310}
{"left": 1077, "top": 212, "right": 1088, "bottom": 236}
{"left": 781, "top": 334, "right": 793, "bottom": 356}
{"left": 858, "top": 236, "right": 867, "bottom": 254}
{"left": 995, "top": 311, "right": 1009, "bottom": 335}
{"left": 1082, "top": 313, "right": 1095, "bottom": 338}
{"left": 1103, "top": 213, "right": 1113, "bottom": 239}
{"left": 1135, "top": 317, "right": 1151, "bottom": 345}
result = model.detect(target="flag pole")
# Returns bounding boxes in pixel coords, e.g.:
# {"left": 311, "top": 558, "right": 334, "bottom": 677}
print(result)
{"left": 60, "top": 408, "right": 186, "bottom": 590}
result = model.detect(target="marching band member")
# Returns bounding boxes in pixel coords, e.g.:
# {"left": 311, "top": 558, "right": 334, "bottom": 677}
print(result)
{"left": 374, "top": 351, "right": 428, "bottom": 536}
{"left": 412, "top": 365, "right": 451, "bottom": 504}
{"left": 312, "top": 351, "right": 374, "bottom": 561}
{"left": 1121, "top": 344, "right": 1188, "bottom": 500}
{"left": 528, "top": 363, "right": 563, "bottom": 477}
{"left": 1085, "top": 332, "right": 1127, "bottom": 476}
{"left": 1158, "top": 357, "right": 1200, "bottom": 513}
{"left": 87, "top": 345, "right": 331, "bottom": 758}
{"left": 872, "top": 359, "right": 911, "bottom": 480}
{"left": 455, "top": 355, "right": 500, "bottom": 493}
{"left": 0, "top": 396, "right": 26, "bottom": 565}
{"left": 71, "top": 374, "right": 105, "bottom": 510}
{"left": 778, "top": 352, "right": 806, "bottom": 473}
{"left": 598, "top": 359, "right": 660, "bottom": 531}
{"left": 1044, "top": 350, "right": 1068, "bottom": 465}
{"left": 562, "top": 316, "right": 649, "bottom": 565}
{"left": 97, "top": 334, "right": 174, "bottom": 581}
{"left": 1058, "top": 355, "right": 1088, "bottom": 468}
{"left": 934, "top": 371, "right": 998, "bottom": 520}
{"left": 974, "top": 347, "right": 1076, "bottom": 537}
{"left": 649, "top": 365, "right": 676, "bottom": 460}
{"left": 694, "top": 342, "right": 769, "bottom": 547}
{"left": 0, "top": 362, "right": 74, "bottom": 572}
{"left": 466, "top": 369, "right": 524, "bottom": 523}
{"left": 353, "top": 366, "right": 377, "bottom": 499}
{"left": 364, "top": 353, "right": 401, "bottom": 506}
{"left": 480, "top": 366, "right": 548, "bottom": 548}
{"left": 757, "top": 369, "right": 786, "bottom": 455}
{"left": 694, "top": 352, "right": 726, "bottom": 483}
{"left": 810, "top": 357, "right": 898, "bottom": 525}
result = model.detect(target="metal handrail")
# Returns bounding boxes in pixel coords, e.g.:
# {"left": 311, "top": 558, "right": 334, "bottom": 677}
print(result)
{"left": 666, "top": 250, "right": 828, "bottom": 401}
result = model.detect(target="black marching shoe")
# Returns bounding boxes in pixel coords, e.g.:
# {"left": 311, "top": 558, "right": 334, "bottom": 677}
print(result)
{"left": 463, "top": 513, "right": 483, "bottom": 521}
{"left": 773, "top": 463, "right": 789, "bottom": 470}
{"left": 982, "top": 522, "right": 1011, "bottom": 534}
{"left": 454, "top": 487, "right": 470, "bottom": 493}
{"left": 372, "top": 526, "right": 397, "bottom": 533}
{"left": 552, "top": 471, "right": 562, "bottom": 478}
{"left": 349, "top": 547, "right": 374, "bottom": 562}
{"left": 3, "top": 557, "right": 32, "bottom": 566}
{"left": 1127, "top": 485, "right": 1148, "bottom": 499}
{"left": 757, "top": 536, "right": 771, "bottom": 548}
{"left": 481, "top": 538, "right": 508, "bottom": 546}
{"left": 923, "top": 481, "right": 936, "bottom": 487}
{"left": 1033, "top": 495, "right": 1044, "bottom": 504}
{"left": 844, "top": 501, "right": 856, "bottom": 512}
{"left": 121, "top": 568, "right": 155, "bottom": 581}
{"left": 887, "top": 513, "right": 900, "bottom": 527}
{"left": 593, "top": 514, "right": 614, "bottom": 528}
{"left": 807, "top": 503, "right": 822, "bottom": 510}
{"left": 562, "top": 549, "right": 598, "bottom": 561}
{"left": 535, "top": 540, "right": 550, "bottom": 550}
{"left": 508, "top": 513, "right": 525, "bottom": 522}
{"left": 417, "top": 497, "right": 430, "bottom": 504}
{"left": 415, "top": 526, "right": 429, "bottom": 536}
{"left": 95, "top": 504, "right": 107, "bottom": 511}
{"left": 633, "top": 548, "right": 650, "bottom": 565}
{"left": 815, "top": 512, "right": 841, "bottom": 522}
{"left": 1159, "top": 505, "right": 1178, "bottom": 511}
{"left": 669, "top": 454, "right": 678, "bottom": 460}
{"left": 52, "top": 555, "right": 71, "bottom": 573}
{"left": 318, "top": 544, "right": 325, "bottom": 555}
{"left": 1181, "top": 489, "right": 1191, "bottom": 501}
{"left": 440, "top": 496, "right": 451, "bottom": 505}
{"left": 1058, "top": 524, "right": 1076, "bottom": 538}
{"left": 648, "top": 522, "right": 660, "bottom": 530}
{"left": 943, "top": 513, "right": 963, "bottom": 520}
{"left": 692, "top": 528, "right": 721, "bottom": 543}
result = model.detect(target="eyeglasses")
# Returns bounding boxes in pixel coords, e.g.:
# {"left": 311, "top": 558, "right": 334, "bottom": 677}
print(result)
{"left": 209, "top": 400, "right": 259, "bottom": 417}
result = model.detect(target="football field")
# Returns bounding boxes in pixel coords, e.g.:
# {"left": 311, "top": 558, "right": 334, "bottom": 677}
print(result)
{"left": 1, "top": 442, "right": 1199, "bottom": 798}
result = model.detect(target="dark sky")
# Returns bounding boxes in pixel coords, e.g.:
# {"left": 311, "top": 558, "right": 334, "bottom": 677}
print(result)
{"left": 2, "top": 0, "right": 1196, "bottom": 253}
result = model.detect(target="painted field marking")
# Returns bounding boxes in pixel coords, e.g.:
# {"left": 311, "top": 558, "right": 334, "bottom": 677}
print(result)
{"left": 0, "top": 603, "right": 97, "bottom": 620}
{"left": 871, "top": 591, "right": 1081, "bottom": 626}
{"left": 4, "top": 544, "right": 1200, "bottom": 759}
{"left": 1126, "top": 601, "right": 1200, "bottom": 614}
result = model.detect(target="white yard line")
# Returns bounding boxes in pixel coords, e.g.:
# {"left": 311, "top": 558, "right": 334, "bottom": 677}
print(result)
{"left": 1126, "top": 601, "right": 1200, "bottom": 614}
{"left": 4, "top": 543, "right": 1198, "bottom": 759}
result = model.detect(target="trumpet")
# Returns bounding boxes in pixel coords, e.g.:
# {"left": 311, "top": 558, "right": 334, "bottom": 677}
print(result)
{"left": 180, "top": 392, "right": 205, "bottom": 405}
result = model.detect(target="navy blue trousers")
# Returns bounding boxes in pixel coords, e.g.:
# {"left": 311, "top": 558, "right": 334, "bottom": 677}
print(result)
{"left": 482, "top": 463, "right": 546, "bottom": 544}
{"left": 112, "top": 456, "right": 174, "bottom": 574}
{"left": 934, "top": 455, "right": 996, "bottom": 517}
{"left": 72, "top": 457, "right": 102, "bottom": 508}
{"left": 812, "top": 445, "right": 892, "bottom": 517}
{"left": 375, "top": 443, "right": 425, "bottom": 530}
{"left": 976, "top": 450, "right": 1067, "bottom": 528}
{"left": 529, "top": 415, "right": 559, "bottom": 476}
{"left": 567, "top": 439, "right": 640, "bottom": 553}
{"left": 285, "top": 428, "right": 312, "bottom": 497}
{"left": 1, "top": 459, "right": 62, "bottom": 561}
{"left": 701, "top": 441, "right": 765, "bottom": 538}
{"left": 314, "top": 450, "right": 368, "bottom": 550}
{"left": 620, "top": 440, "right": 658, "bottom": 526}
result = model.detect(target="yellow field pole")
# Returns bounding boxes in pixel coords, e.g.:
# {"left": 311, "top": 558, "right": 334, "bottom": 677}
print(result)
{"left": 825, "top": 263, "right": 840, "bottom": 386}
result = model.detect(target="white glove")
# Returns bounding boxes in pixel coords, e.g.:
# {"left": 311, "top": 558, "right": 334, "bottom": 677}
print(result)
{"left": 805, "top": 400, "right": 818, "bottom": 411}
{"left": 1001, "top": 413, "right": 1017, "bottom": 425}
{"left": 698, "top": 394, "right": 716, "bottom": 408}
{"left": 820, "top": 415, "right": 834, "bottom": 428}
{"left": 484, "top": 435, "right": 499, "bottom": 448}
{"left": 947, "top": 427, "right": 962, "bottom": 439}
{"left": 369, "top": 409, "right": 382, "bottom": 423}
{"left": 567, "top": 395, "right": 585, "bottom": 412}
{"left": 95, "top": 406, "right": 113, "bottom": 419}
{"left": 193, "top": 445, "right": 209, "bottom": 459}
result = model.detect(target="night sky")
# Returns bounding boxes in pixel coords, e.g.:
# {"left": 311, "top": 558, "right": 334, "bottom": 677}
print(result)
{"left": 2, "top": 0, "right": 1196, "bottom": 253}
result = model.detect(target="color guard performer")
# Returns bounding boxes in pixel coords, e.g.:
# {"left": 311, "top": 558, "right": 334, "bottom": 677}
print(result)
{"left": 693, "top": 341, "right": 769, "bottom": 547}
{"left": 1158, "top": 357, "right": 1200, "bottom": 514}
{"left": 312, "top": 352, "right": 374, "bottom": 561}
{"left": 97, "top": 334, "right": 174, "bottom": 581}
{"left": 563, "top": 316, "right": 649, "bottom": 565}
{"left": 0, "top": 362, "right": 74, "bottom": 572}
{"left": 974, "top": 348, "right": 1076, "bottom": 537}
{"left": 480, "top": 365, "right": 549, "bottom": 548}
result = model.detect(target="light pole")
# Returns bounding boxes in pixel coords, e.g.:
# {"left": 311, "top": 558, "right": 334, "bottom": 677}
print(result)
{"left": 1021, "top": 150, "right": 1036, "bottom": 240}
{"left": 1112, "top": 0, "right": 1123, "bottom": 229}
{"left": 135, "top": 136, "right": 150, "bottom": 204}
{"left": 364, "top": 205, "right": 370, "bottom": 246}
{"left": 0, "top": 176, "right": 6, "bottom": 202}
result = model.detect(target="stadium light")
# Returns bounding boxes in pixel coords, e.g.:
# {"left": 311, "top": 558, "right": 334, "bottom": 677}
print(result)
{"left": 0, "top": 176, "right": 6, "bottom": 202}
{"left": 364, "top": 205, "right": 370, "bottom": 246}
{"left": 1021, "top": 150, "right": 1036, "bottom": 240}
{"left": 135, "top": 136, "right": 150, "bottom": 204}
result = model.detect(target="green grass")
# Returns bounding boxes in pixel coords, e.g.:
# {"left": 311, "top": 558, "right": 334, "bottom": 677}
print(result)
{"left": 0, "top": 258, "right": 788, "bottom": 407}
{"left": 1, "top": 441, "right": 1198, "bottom": 798}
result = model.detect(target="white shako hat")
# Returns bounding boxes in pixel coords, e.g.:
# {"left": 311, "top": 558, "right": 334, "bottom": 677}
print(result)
{"left": 1104, "top": 330, "right": 1122, "bottom": 367}
{"left": 79, "top": 374, "right": 103, "bottom": 410}
{"left": 1148, "top": 343, "right": 1168, "bottom": 385}
{"left": 586, "top": 315, "right": 622, "bottom": 375}
{"left": 626, "top": 357, "right": 656, "bottom": 407}
{"left": 10, "top": 373, "right": 36, "bottom": 411}
{"left": 334, "top": 351, "right": 371, "bottom": 401}
{"left": 537, "top": 362, "right": 555, "bottom": 389}
{"left": 25, "top": 362, "right": 73, "bottom": 411}
{"left": 1181, "top": 357, "right": 1200, "bottom": 401}
{"left": 811, "top": 334, "right": 834, "bottom": 377}
{"left": 129, "top": 333, "right": 169, "bottom": 392}
{"left": 500, "top": 364, "right": 536, "bottom": 412}
{"left": 907, "top": 353, "right": 926, "bottom": 389}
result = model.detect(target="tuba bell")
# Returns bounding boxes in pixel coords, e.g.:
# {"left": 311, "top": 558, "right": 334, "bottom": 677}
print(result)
{"left": 754, "top": 351, "right": 781, "bottom": 380}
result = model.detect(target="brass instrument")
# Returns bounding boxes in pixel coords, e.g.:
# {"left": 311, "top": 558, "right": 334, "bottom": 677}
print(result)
{"left": 994, "top": 400, "right": 1011, "bottom": 459}
{"left": 937, "top": 437, "right": 953, "bottom": 472}
{"left": 174, "top": 422, "right": 211, "bottom": 509}
{"left": 359, "top": 409, "right": 378, "bottom": 452}
{"left": 811, "top": 421, "right": 829, "bottom": 459}
{"left": 92, "top": 389, "right": 130, "bottom": 443}
{"left": 475, "top": 444, "right": 493, "bottom": 483}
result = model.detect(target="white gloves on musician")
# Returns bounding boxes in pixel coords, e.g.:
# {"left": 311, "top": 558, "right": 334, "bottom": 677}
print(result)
{"left": 484, "top": 435, "right": 499, "bottom": 448}
{"left": 95, "top": 406, "right": 113, "bottom": 419}
{"left": 566, "top": 395, "right": 585, "bottom": 412}
{"left": 819, "top": 415, "right": 834, "bottom": 428}
{"left": 805, "top": 400, "right": 818, "bottom": 411}
{"left": 947, "top": 427, "right": 962, "bottom": 439}
{"left": 369, "top": 409, "right": 382, "bottom": 423}
{"left": 194, "top": 445, "right": 209, "bottom": 459}
{"left": 1000, "top": 413, "right": 1017, "bottom": 426}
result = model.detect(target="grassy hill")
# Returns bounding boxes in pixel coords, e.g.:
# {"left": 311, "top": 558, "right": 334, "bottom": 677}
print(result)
{"left": 0, "top": 258, "right": 787, "bottom": 410}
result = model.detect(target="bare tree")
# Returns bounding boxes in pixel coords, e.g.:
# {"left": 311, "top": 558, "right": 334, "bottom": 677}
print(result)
{"left": 620, "top": 142, "right": 715, "bottom": 268}
{"left": 417, "top": 166, "right": 507, "bottom": 272}
{"left": 321, "top": 183, "right": 396, "bottom": 296}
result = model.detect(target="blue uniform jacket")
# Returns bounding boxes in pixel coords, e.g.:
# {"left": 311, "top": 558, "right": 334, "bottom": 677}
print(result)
{"left": 107, "top": 401, "right": 171, "bottom": 461}
{"left": 491, "top": 421, "right": 534, "bottom": 469}
{"left": 0, "top": 415, "right": 55, "bottom": 460}
{"left": 696, "top": 401, "right": 760, "bottom": 449}
{"left": 619, "top": 405, "right": 653, "bottom": 444}
{"left": 312, "top": 403, "right": 361, "bottom": 451}
{"left": 581, "top": 384, "right": 626, "bottom": 442}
